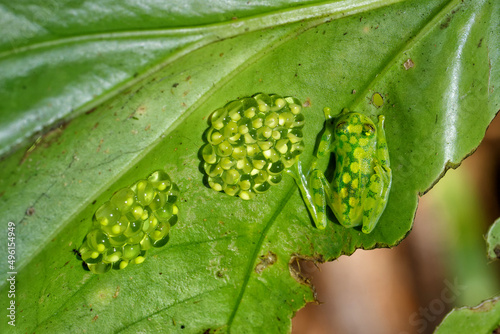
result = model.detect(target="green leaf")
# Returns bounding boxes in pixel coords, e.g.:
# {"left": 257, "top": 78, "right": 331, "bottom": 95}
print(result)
{"left": 487, "top": 218, "right": 500, "bottom": 261}
{"left": 433, "top": 215, "right": 500, "bottom": 333}
{"left": 0, "top": 0, "right": 399, "bottom": 155}
{"left": 0, "top": 0, "right": 499, "bottom": 333}
{"left": 434, "top": 297, "right": 500, "bottom": 334}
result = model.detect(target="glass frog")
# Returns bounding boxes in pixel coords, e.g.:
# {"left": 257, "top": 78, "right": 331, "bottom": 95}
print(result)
{"left": 287, "top": 107, "right": 391, "bottom": 234}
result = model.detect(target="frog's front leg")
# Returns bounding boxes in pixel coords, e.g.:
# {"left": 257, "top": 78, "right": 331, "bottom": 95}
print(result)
{"left": 361, "top": 115, "right": 392, "bottom": 233}
{"left": 286, "top": 107, "right": 337, "bottom": 229}
{"left": 287, "top": 158, "right": 331, "bottom": 230}
{"left": 375, "top": 115, "right": 391, "bottom": 178}
{"left": 361, "top": 171, "right": 386, "bottom": 233}
{"left": 375, "top": 115, "right": 392, "bottom": 200}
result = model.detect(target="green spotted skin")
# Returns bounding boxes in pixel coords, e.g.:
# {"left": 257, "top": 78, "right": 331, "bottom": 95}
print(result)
{"left": 202, "top": 93, "right": 305, "bottom": 200}
{"left": 79, "top": 169, "right": 179, "bottom": 274}
{"left": 288, "top": 108, "right": 391, "bottom": 234}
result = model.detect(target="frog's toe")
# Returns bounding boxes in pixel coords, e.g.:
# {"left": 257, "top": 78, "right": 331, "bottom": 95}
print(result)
{"left": 362, "top": 224, "right": 375, "bottom": 234}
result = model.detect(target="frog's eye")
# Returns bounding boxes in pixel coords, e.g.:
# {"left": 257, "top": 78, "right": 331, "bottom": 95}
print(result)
{"left": 362, "top": 123, "right": 376, "bottom": 136}
{"left": 202, "top": 93, "right": 305, "bottom": 200}
{"left": 335, "top": 121, "right": 348, "bottom": 133}
{"left": 79, "top": 169, "right": 180, "bottom": 274}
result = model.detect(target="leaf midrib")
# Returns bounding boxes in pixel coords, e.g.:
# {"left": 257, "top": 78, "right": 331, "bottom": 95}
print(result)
{"left": 226, "top": 187, "right": 297, "bottom": 332}
{"left": 0, "top": 0, "right": 406, "bottom": 60}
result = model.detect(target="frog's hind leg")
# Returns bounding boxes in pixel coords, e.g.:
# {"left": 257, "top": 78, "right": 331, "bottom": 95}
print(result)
{"left": 360, "top": 115, "right": 392, "bottom": 233}
{"left": 376, "top": 115, "right": 391, "bottom": 177}
{"left": 308, "top": 169, "right": 329, "bottom": 229}
{"left": 361, "top": 172, "right": 386, "bottom": 234}
{"left": 362, "top": 115, "right": 392, "bottom": 233}
{"left": 285, "top": 107, "right": 338, "bottom": 230}
{"left": 286, "top": 160, "right": 328, "bottom": 230}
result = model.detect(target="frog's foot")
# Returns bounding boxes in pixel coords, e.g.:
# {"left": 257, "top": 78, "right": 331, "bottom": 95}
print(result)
{"left": 323, "top": 107, "right": 334, "bottom": 120}
{"left": 324, "top": 107, "right": 345, "bottom": 120}
{"left": 377, "top": 114, "right": 385, "bottom": 127}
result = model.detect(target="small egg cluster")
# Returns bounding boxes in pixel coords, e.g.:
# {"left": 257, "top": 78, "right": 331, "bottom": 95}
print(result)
{"left": 202, "top": 93, "right": 305, "bottom": 200}
{"left": 79, "top": 170, "right": 179, "bottom": 274}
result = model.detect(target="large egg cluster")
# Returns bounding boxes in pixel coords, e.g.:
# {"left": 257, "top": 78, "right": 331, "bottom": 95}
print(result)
{"left": 202, "top": 93, "right": 305, "bottom": 200}
{"left": 79, "top": 170, "right": 179, "bottom": 274}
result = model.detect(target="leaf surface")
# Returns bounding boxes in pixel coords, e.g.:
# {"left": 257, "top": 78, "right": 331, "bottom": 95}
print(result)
{"left": 435, "top": 297, "right": 500, "bottom": 334}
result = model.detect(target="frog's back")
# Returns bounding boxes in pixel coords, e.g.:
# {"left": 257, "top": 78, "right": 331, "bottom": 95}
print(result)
{"left": 330, "top": 112, "right": 378, "bottom": 227}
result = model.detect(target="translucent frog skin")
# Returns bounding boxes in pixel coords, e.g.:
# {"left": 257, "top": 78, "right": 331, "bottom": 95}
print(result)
{"left": 288, "top": 108, "right": 392, "bottom": 234}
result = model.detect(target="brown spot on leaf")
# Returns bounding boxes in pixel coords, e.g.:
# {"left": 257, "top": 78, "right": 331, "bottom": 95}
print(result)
{"left": 403, "top": 58, "right": 415, "bottom": 70}
{"left": 440, "top": 9, "right": 459, "bottom": 29}
{"left": 96, "top": 139, "right": 104, "bottom": 153}
{"left": 255, "top": 251, "right": 277, "bottom": 274}
{"left": 85, "top": 107, "right": 97, "bottom": 115}
{"left": 470, "top": 297, "right": 500, "bottom": 313}
{"left": 302, "top": 98, "right": 311, "bottom": 108}
{"left": 136, "top": 105, "right": 147, "bottom": 116}
{"left": 26, "top": 207, "right": 35, "bottom": 216}
{"left": 20, "top": 121, "right": 70, "bottom": 165}
{"left": 112, "top": 286, "right": 120, "bottom": 299}
{"left": 289, "top": 254, "right": 323, "bottom": 287}
{"left": 440, "top": 16, "right": 452, "bottom": 29}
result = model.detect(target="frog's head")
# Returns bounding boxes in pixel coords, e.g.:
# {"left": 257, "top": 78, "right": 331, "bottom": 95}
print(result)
{"left": 334, "top": 109, "right": 376, "bottom": 140}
